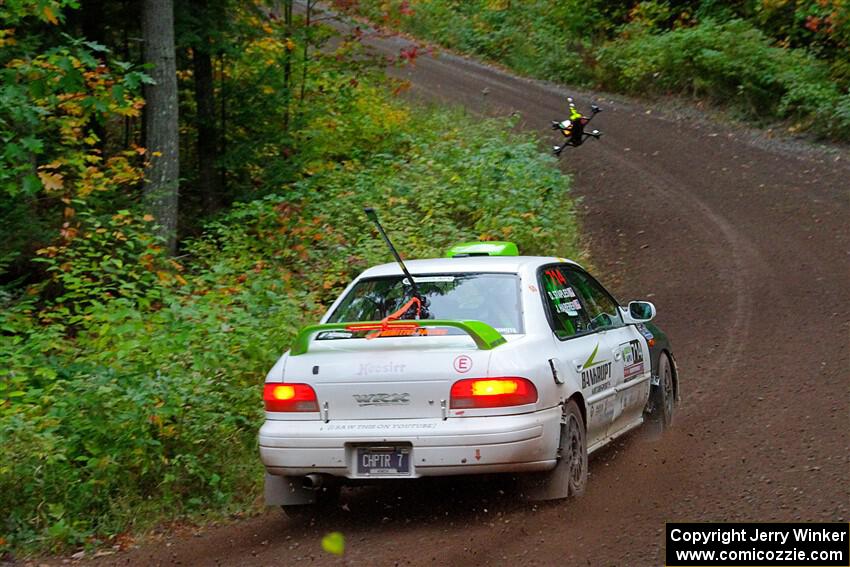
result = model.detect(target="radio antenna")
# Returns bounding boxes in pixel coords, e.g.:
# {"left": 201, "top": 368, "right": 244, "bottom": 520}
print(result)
{"left": 364, "top": 207, "right": 428, "bottom": 318}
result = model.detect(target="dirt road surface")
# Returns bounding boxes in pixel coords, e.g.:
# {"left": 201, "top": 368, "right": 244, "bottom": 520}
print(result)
{"left": 73, "top": 14, "right": 849, "bottom": 567}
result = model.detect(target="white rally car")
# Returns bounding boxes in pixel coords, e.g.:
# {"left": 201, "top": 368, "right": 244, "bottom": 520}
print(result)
{"left": 260, "top": 241, "right": 678, "bottom": 515}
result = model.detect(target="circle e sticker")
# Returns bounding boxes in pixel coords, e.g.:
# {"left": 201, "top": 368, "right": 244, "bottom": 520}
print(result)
{"left": 453, "top": 355, "right": 472, "bottom": 373}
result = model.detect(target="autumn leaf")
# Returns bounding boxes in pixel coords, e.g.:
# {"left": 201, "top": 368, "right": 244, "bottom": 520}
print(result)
{"left": 321, "top": 532, "right": 345, "bottom": 556}
{"left": 37, "top": 171, "right": 64, "bottom": 191}
{"left": 116, "top": 106, "right": 141, "bottom": 117}
{"left": 143, "top": 214, "right": 155, "bottom": 222}
{"left": 43, "top": 6, "right": 59, "bottom": 24}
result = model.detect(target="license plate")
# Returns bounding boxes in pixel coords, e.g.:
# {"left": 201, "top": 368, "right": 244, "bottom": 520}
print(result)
{"left": 356, "top": 446, "right": 411, "bottom": 476}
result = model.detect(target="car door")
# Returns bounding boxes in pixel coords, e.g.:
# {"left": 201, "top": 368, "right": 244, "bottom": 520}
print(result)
{"left": 567, "top": 268, "right": 649, "bottom": 436}
{"left": 538, "top": 264, "right": 619, "bottom": 449}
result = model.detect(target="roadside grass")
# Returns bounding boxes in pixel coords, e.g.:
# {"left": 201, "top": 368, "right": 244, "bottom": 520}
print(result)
{"left": 0, "top": 87, "right": 579, "bottom": 555}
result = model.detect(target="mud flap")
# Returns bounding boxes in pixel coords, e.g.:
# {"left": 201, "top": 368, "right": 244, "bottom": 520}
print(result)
{"left": 264, "top": 473, "right": 316, "bottom": 506}
{"left": 669, "top": 352, "right": 681, "bottom": 402}
{"left": 518, "top": 423, "right": 570, "bottom": 501}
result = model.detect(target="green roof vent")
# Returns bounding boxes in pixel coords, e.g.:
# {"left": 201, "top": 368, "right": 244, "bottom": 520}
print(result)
{"left": 446, "top": 241, "right": 519, "bottom": 258}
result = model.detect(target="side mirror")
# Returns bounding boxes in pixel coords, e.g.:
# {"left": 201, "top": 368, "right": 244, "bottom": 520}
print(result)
{"left": 623, "top": 300, "right": 656, "bottom": 323}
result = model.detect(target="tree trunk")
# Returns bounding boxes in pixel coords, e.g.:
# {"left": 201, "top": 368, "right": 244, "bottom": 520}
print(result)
{"left": 142, "top": 0, "right": 180, "bottom": 254}
{"left": 219, "top": 53, "right": 228, "bottom": 195}
{"left": 282, "top": 0, "right": 293, "bottom": 132}
{"left": 298, "top": 0, "right": 314, "bottom": 108}
{"left": 191, "top": 0, "right": 223, "bottom": 214}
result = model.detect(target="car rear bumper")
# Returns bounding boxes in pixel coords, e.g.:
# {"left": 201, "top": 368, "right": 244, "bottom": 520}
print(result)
{"left": 259, "top": 406, "right": 561, "bottom": 478}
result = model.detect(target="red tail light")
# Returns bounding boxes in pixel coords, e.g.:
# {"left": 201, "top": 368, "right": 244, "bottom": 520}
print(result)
{"left": 450, "top": 377, "right": 538, "bottom": 409}
{"left": 263, "top": 383, "right": 319, "bottom": 412}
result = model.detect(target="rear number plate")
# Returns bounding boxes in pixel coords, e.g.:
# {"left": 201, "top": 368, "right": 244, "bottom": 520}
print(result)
{"left": 356, "top": 446, "right": 410, "bottom": 475}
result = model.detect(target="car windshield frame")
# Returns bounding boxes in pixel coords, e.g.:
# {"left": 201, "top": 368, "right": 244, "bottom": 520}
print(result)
{"left": 326, "top": 272, "right": 525, "bottom": 335}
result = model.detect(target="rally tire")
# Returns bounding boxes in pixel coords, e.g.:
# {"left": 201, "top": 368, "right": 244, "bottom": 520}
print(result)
{"left": 563, "top": 399, "right": 588, "bottom": 498}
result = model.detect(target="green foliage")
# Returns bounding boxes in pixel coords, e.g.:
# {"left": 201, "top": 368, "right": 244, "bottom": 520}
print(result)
{"left": 0, "top": 81, "right": 577, "bottom": 553}
{"left": 598, "top": 18, "right": 850, "bottom": 138}
{"left": 0, "top": 29, "right": 149, "bottom": 284}
{"left": 0, "top": 32, "right": 148, "bottom": 194}
{"left": 342, "top": 0, "right": 850, "bottom": 141}
{"left": 0, "top": 0, "right": 79, "bottom": 26}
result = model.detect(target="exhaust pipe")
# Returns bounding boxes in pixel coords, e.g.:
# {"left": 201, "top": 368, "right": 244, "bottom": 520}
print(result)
{"left": 303, "top": 473, "right": 323, "bottom": 490}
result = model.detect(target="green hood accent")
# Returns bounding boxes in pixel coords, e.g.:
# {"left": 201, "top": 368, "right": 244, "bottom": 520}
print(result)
{"left": 582, "top": 342, "right": 608, "bottom": 369}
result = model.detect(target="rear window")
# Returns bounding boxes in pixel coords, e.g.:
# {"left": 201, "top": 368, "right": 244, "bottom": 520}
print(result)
{"left": 327, "top": 273, "right": 523, "bottom": 335}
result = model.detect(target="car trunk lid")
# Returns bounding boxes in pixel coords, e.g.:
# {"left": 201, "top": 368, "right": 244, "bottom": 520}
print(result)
{"left": 284, "top": 336, "right": 492, "bottom": 420}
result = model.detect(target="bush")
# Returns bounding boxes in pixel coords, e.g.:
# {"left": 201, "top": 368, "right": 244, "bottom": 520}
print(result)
{"left": 597, "top": 19, "right": 849, "bottom": 137}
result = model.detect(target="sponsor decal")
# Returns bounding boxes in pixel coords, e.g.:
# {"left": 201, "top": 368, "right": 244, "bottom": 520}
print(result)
{"left": 318, "top": 330, "right": 353, "bottom": 339}
{"left": 357, "top": 361, "right": 407, "bottom": 376}
{"left": 581, "top": 343, "right": 612, "bottom": 390}
{"left": 636, "top": 323, "right": 654, "bottom": 341}
{"left": 366, "top": 327, "right": 448, "bottom": 339}
{"left": 620, "top": 339, "right": 645, "bottom": 382}
{"left": 589, "top": 398, "right": 615, "bottom": 424}
{"left": 582, "top": 364, "right": 612, "bottom": 389}
{"left": 352, "top": 392, "right": 411, "bottom": 406}
{"left": 591, "top": 380, "right": 609, "bottom": 395}
{"left": 325, "top": 422, "right": 437, "bottom": 430}
{"left": 402, "top": 276, "right": 455, "bottom": 285}
{"left": 453, "top": 355, "right": 472, "bottom": 373}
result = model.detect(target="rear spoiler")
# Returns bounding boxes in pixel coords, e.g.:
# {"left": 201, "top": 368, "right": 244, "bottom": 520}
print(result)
{"left": 290, "top": 320, "right": 507, "bottom": 356}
